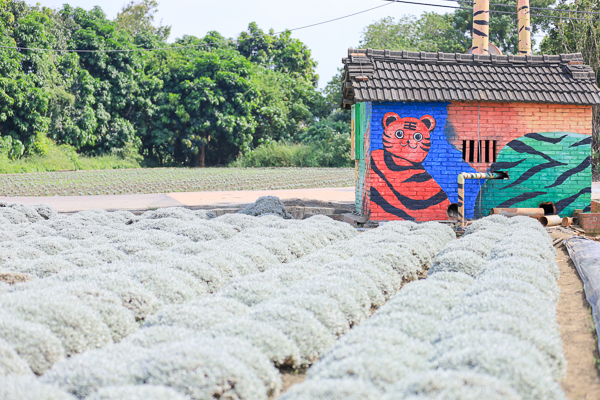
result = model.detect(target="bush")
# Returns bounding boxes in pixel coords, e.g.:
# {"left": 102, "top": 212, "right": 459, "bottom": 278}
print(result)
{"left": 0, "top": 312, "right": 66, "bottom": 375}
{"left": 230, "top": 139, "right": 352, "bottom": 168}
{"left": 85, "top": 385, "right": 191, "bottom": 400}
{"left": 0, "top": 338, "right": 32, "bottom": 376}
{"left": 0, "top": 376, "right": 76, "bottom": 400}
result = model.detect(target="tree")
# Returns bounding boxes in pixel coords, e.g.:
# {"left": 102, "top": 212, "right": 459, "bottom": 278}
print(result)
{"left": 237, "top": 22, "right": 319, "bottom": 85}
{"left": 138, "top": 35, "right": 257, "bottom": 167}
{"left": 359, "top": 15, "right": 418, "bottom": 51}
{"left": 540, "top": 0, "right": 600, "bottom": 168}
{"left": 416, "top": 12, "right": 470, "bottom": 53}
{"left": 359, "top": 13, "right": 468, "bottom": 53}
{"left": 0, "top": 0, "right": 50, "bottom": 157}
{"left": 115, "top": 0, "right": 170, "bottom": 41}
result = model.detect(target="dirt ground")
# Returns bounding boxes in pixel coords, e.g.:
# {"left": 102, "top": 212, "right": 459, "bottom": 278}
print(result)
{"left": 280, "top": 373, "right": 306, "bottom": 394}
{"left": 551, "top": 230, "right": 600, "bottom": 399}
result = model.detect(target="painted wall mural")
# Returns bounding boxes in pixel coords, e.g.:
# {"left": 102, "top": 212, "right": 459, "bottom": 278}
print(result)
{"left": 367, "top": 102, "right": 479, "bottom": 221}
{"left": 353, "top": 102, "right": 371, "bottom": 216}
{"left": 361, "top": 101, "right": 593, "bottom": 221}
{"left": 478, "top": 132, "right": 592, "bottom": 216}
{"left": 370, "top": 112, "right": 450, "bottom": 220}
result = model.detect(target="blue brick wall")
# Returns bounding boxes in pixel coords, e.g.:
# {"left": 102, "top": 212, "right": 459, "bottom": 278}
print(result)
{"left": 369, "top": 101, "right": 481, "bottom": 219}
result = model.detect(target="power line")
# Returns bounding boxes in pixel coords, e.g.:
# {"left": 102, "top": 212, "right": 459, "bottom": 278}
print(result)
{"left": 0, "top": 2, "right": 394, "bottom": 53}
{"left": 434, "top": 0, "right": 600, "bottom": 16}
{"left": 458, "top": 0, "right": 600, "bottom": 16}
{"left": 388, "top": 0, "right": 464, "bottom": 9}
{"left": 384, "top": 0, "right": 600, "bottom": 21}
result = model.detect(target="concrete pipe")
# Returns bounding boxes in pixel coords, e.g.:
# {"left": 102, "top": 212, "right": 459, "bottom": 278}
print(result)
{"left": 562, "top": 217, "right": 573, "bottom": 227}
{"left": 491, "top": 208, "right": 544, "bottom": 218}
{"left": 540, "top": 215, "right": 563, "bottom": 227}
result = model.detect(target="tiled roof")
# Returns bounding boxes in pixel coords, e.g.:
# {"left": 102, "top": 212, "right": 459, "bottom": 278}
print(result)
{"left": 340, "top": 48, "right": 600, "bottom": 109}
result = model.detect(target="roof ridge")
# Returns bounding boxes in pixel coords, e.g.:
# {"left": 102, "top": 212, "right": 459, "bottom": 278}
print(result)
{"left": 347, "top": 48, "right": 586, "bottom": 67}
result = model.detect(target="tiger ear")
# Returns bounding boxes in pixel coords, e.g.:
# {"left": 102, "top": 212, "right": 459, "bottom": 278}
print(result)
{"left": 420, "top": 115, "right": 436, "bottom": 132}
{"left": 382, "top": 112, "right": 400, "bottom": 129}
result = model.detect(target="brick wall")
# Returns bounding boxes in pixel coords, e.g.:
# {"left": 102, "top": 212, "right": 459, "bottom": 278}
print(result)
{"left": 579, "top": 213, "right": 600, "bottom": 234}
{"left": 352, "top": 103, "right": 371, "bottom": 215}
{"left": 447, "top": 102, "right": 592, "bottom": 161}
{"left": 367, "top": 101, "right": 478, "bottom": 221}
{"left": 477, "top": 129, "right": 591, "bottom": 217}
{"left": 357, "top": 100, "right": 593, "bottom": 222}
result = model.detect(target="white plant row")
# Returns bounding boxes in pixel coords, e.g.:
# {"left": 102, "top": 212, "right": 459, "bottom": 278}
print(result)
{"left": 0, "top": 203, "right": 455, "bottom": 400}
{"left": 17, "top": 219, "right": 452, "bottom": 400}
{"left": 0, "top": 203, "right": 352, "bottom": 394}
{"left": 283, "top": 215, "right": 565, "bottom": 400}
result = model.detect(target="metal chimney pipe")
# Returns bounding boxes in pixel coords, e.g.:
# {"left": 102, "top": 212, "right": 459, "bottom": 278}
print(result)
{"left": 472, "top": 0, "right": 490, "bottom": 54}
{"left": 517, "top": 0, "right": 532, "bottom": 54}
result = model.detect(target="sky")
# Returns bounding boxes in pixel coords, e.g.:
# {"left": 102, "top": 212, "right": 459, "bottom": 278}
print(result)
{"left": 29, "top": 0, "right": 452, "bottom": 88}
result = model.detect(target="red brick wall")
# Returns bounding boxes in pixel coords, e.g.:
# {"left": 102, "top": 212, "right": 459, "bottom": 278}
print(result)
{"left": 447, "top": 102, "right": 593, "bottom": 171}
{"left": 591, "top": 200, "right": 600, "bottom": 213}
{"left": 579, "top": 213, "right": 600, "bottom": 234}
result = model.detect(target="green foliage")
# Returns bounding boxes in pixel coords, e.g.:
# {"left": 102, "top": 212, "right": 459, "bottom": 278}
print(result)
{"left": 321, "top": 68, "right": 350, "bottom": 124}
{"left": 115, "top": 0, "right": 171, "bottom": 41}
{"left": 137, "top": 37, "right": 258, "bottom": 167}
{"left": 0, "top": 139, "right": 141, "bottom": 173}
{"left": 540, "top": 0, "right": 600, "bottom": 166}
{"left": 232, "top": 119, "right": 352, "bottom": 168}
{"left": 359, "top": 16, "right": 418, "bottom": 51}
{"left": 359, "top": 13, "right": 468, "bottom": 53}
{"left": 540, "top": 0, "right": 599, "bottom": 84}
{"left": 230, "top": 142, "right": 319, "bottom": 167}
{"left": 0, "top": 1, "right": 334, "bottom": 168}
{"left": 0, "top": 135, "right": 25, "bottom": 160}
{"left": 250, "top": 64, "right": 327, "bottom": 146}
{"left": 237, "top": 22, "right": 319, "bottom": 85}
{"left": 299, "top": 120, "right": 352, "bottom": 167}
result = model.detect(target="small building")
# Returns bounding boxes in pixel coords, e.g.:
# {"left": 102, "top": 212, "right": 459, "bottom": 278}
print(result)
{"left": 341, "top": 49, "right": 600, "bottom": 221}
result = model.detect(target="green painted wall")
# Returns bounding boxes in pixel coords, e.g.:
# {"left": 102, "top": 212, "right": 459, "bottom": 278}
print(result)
{"left": 478, "top": 131, "right": 591, "bottom": 216}
{"left": 354, "top": 102, "right": 371, "bottom": 214}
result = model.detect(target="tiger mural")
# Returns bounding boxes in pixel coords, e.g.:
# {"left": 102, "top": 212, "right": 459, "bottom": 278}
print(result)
{"left": 370, "top": 112, "right": 450, "bottom": 221}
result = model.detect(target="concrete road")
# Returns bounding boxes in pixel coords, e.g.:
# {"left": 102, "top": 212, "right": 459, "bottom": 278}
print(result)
{"left": 3, "top": 183, "right": 597, "bottom": 213}
{"left": 0, "top": 187, "right": 355, "bottom": 213}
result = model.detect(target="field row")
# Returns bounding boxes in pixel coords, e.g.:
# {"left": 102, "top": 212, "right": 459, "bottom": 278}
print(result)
{"left": 0, "top": 202, "right": 565, "bottom": 399}
{"left": 286, "top": 215, "right": 564, "bottom": 399}
{"left": 0, "top": 168, "right": 354, "bottom": 197}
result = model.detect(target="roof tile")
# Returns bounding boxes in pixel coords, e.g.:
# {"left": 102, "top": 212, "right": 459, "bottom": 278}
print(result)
{"left": 341, "top": 48, "right": 600, "bottom": 108}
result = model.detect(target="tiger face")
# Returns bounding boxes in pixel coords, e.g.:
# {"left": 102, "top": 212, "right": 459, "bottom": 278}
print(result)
{"left": 382, "top": 112, "right": 436, "bottom": 164}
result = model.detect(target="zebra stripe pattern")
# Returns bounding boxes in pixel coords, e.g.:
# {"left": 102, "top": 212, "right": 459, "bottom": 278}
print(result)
{"left": 479, "top": 132, "right": 592, "bottom": 218}
{"left": 517, "top": 0, "right": 532, "bottom": 55}
{"left": 472, "top": 0, "right": 490, "bottom": 54}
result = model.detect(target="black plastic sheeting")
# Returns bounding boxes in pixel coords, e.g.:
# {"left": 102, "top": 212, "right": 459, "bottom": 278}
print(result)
{"left": 565, "top": 236, "right": 600, "bottom": 352}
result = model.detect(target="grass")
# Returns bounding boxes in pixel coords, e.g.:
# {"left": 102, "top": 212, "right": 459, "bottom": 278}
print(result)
{"left": 0, "top": 143, "right": 141, "bottom": 174}
{"left": 0, "top": 167, "right": 355, "bottom": 197}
